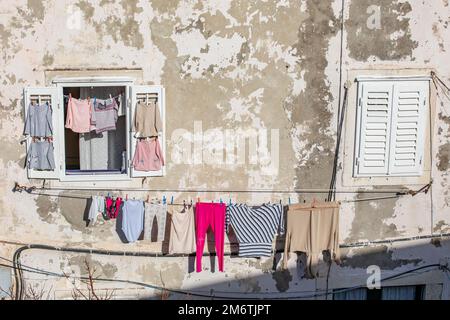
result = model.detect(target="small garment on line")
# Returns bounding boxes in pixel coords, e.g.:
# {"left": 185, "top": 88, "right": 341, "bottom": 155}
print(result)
{"left": 24, "top": 102, "right": 53, "bottom": 137}
{"left": 133, "top": 100, "right": 162, "bottom": 138}
{"left": 91, "top": 97, "right": 119, "bottom": 133}
{"left": 105, "top": 197, "right": 122, "bottom": 220}
{"left": 143, "top": 202, "right": 167, "bottom": 242}
{"left": 26, "top": 140, "right": 55, "bottom": 170}
{"left": 282, "top": 202, "right": 340, "bottom": 278}
{"left": 226, "top": 203, "right": 284, "bottom": 257}
{"left": 168, "top": 205, "right": 196, "bottom": 254}
{"left": 195, "top": 202, "right": 226, "bottom": 272}
{"left": 65, "top": 95, "right": 94, "bottom": 134}
{"left": 88, "top": 196, "right": 105, "bottom": 225}
{"left": 132, "top": 138, "right": 164, "bottom": 171}
{"left": 121, "top": 200, "right": 145, "bottom": 243}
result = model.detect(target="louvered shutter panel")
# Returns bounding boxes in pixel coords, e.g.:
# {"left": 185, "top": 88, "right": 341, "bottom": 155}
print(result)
{"left": 388, "top": 81, "right": 428, "bottom": 175}
{"left": 355, "top": 82, "right": 394, "bottom": 176}
{"left": 129, "top": 85, "right": 166, "bottom": 178}
{"left": 24, "top": 87, "right": 61, "bottom": 179}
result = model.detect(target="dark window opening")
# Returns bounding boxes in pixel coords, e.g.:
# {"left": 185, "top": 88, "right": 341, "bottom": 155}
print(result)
{"left": 333, "top": 285, "right": 425, "bottom": 300}
{"left": 63, "top": 86, "right": 127, "bottom": 175}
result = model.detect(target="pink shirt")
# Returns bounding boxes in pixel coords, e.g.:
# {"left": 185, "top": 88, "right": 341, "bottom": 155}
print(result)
{"left": 132, "top": 138, "right": 165, "bottom": 171}
{"left": 65, "top": 95, "right": 94, "bottom": 133}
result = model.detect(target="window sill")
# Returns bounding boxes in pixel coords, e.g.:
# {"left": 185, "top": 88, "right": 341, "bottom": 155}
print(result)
{"left": 59, "top": 174, "right": 131, "bottom": 182}
{"left": 342, "top": 170, "right": 431, "bottom": 187}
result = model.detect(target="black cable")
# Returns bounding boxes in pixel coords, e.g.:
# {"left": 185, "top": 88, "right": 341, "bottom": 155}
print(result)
{"left": 4, "top": 253, "right": 446, "bottom": 300}
{"left": 328, "top": 84, "right": 348, "bottom": 202}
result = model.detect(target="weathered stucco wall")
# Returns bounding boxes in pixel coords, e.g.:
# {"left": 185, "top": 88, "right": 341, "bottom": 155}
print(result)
{"left": 0, "top": 0, "right": 449, "bottom": 299}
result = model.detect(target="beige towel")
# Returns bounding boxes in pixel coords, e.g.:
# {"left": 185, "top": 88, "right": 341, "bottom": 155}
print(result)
{"left": 168, "top": 205, "right": 196, "bottom": 254}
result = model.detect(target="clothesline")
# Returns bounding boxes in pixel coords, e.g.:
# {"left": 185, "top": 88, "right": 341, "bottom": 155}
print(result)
{"left": 13, "top": 182, "right": 432, "bottom": 204}
{"left": 63, "top": 93, "right": 122, "bottom": 100}
{"left": 14, "top": 183, "right": 417, "bottom": 194}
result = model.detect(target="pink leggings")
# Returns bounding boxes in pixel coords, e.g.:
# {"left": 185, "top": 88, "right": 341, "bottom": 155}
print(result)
{"left": 195, "top": 203, "right": 226, "bottom": 272}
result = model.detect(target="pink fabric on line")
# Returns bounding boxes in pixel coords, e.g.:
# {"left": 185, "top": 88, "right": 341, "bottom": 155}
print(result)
{"left": 195, "top": 202, "right": 226, "bottom": 273}
{"left": 132, "top": 138, "right": 165, "bottom": 172}
{"left": 65, "top": 95, "right": 94, "bottom": 133}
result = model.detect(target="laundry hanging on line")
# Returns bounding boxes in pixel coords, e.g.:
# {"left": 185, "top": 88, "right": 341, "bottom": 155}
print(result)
{"left": 26, "top": 139, "right": 55, "bottom": 171}
{"left": 282, "top": 201, "right": 340, "bottom": 278}
{"left": 85, "top": 194, "right": 340, "bottom": 275}
{"left": 64, "top": 93, "right": 122, "bottom": 134}
{"left": 24, "top": 101, "right": 53, "bottom": 137}
{"left": 226, "top": 203, "right": 284, "bottom": 258}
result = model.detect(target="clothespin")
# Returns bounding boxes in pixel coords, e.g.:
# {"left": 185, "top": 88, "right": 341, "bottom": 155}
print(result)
{"left": 171, "top": 196, "right": 174, "bottom": 205}
{"left": 220, "top": 198, "right": 223, "bottom": 204}
{"left": 288, "top": 197, "right": 291, "bottom": 205}
{"left": 126, "top": 194, "right": 128, "bottom": 201}
{"left": 197, "top": 197, "right": 200, "bottom": 203}
{"left": 279, "top": 199, "right": 282, "bottom": 205}
{"left": 191, "top": 199, "right": 193, "bottom": 206}
{"left": 229, "top": 196, "right": 232, "bottom": 206}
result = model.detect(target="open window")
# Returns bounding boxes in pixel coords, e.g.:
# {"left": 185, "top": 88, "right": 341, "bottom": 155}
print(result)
{"left": 23, "top": 78, "right": 166, "bottom": 181}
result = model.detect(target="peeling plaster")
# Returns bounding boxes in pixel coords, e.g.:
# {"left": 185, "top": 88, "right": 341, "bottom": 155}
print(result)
{"left": 346, "top": 0, "right": 418, "bottom": 61}
{"left": 341, "top": 246, "right": 421, "bottom": 269}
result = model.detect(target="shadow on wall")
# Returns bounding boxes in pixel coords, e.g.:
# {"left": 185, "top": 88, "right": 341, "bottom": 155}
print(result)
{"left": 152, "top": 239, "right": 448, "bottom": 300}
{"left": 10, "top": 237, "right": 448, "bottom": 300}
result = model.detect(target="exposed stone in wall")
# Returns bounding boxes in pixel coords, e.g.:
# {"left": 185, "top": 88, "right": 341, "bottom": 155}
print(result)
{"left": 346, "top": 187, "right": 406, "bottom": 243}
{"left": 287, "top": 0, "right": 339, "bottom": 194}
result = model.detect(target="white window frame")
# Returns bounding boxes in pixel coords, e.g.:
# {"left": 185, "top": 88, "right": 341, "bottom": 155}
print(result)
{"left": 23, "top": 76, "right": 166, "bottom": 182}
{"left": 23, "top": 87, "right": 61, "bottom": 179}
{"left": 129, "top": 85, "right": 166, "bottom": 178}
{"left": 54, "top": 77, "right": 134, "bottom": 182}
{"left": 342, "top": 71, "right": 434, "bottom": 187}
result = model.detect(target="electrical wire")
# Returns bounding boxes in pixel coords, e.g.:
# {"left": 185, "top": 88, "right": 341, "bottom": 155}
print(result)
{"left": 1, "top": 254, "right": 447, "bottom": 300}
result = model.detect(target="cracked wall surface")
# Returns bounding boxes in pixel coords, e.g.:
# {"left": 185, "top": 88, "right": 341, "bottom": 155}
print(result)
{"left": 0, "top": 0, "right": 449, "bottom": 299}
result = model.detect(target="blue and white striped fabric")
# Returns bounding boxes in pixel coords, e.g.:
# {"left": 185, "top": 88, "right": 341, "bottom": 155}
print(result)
{"left": 226, "top": 203, "right": 285, "bottom": 257}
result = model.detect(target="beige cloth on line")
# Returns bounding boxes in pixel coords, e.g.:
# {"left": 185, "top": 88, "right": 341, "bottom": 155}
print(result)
{"left": 168, "top": 205, "right": 196, "bottom": 254}
{"left": 282, "top": 202, "right": 340, "bottom": 277}
{"left": 133, "top": 100, "right": 162, "bottom": 138}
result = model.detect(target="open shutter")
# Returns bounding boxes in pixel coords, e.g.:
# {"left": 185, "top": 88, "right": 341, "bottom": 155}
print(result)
{"left": 388, "top": 81, "right": 428, "bottom": 175}
{"left": 355, "top": 81, "right": 394, "bottom": 176}
{"left": 129, "top": 85, "right": 166, "bottom": 178}
{"left": 24, "top": 87, "right": 61, "bottom": 179}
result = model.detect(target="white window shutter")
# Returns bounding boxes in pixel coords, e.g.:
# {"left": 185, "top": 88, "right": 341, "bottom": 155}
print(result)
{"left": 355, "top": 81, "right": 394, "bottom": 176}
{"left": 24, "top": 87, "right": 61, "bottom": 179}
{"left": 129, "top": 85, "right": 166, "bottom": 178}
{"left": 388, "top": 81, "right": 428, "bottom": 175}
